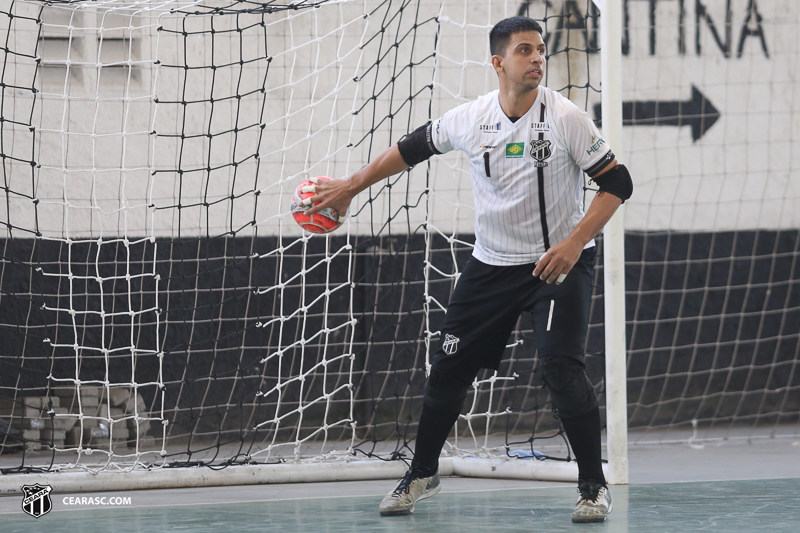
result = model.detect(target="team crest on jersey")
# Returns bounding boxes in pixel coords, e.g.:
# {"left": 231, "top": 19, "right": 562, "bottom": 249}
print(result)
{"left": 442, "top": 333, "right": 460, "bottom": 355}
{"left": 529, "top": 139, "right": 552, "bottom": 167}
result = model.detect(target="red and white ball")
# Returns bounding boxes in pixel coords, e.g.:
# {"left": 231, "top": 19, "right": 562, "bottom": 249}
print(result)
{"left": 290, "top": 176, "right": 345, "bottom": 234}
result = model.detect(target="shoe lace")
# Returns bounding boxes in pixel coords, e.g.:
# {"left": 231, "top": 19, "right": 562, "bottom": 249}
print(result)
{"left": 577, "top": 482, "right": 602, "bottom": 503}
{"left": 392, "top": 470, "right": 418, "bottom": 496}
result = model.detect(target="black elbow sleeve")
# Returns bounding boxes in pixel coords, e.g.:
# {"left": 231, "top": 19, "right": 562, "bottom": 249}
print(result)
{"left": 592, "top": 163, "right": 633, "bottom": 203}
{"left": 397, "top": 123, "right": 439, "bottom": 167}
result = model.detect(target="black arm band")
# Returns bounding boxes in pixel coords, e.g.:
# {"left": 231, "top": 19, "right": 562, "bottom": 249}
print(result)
{"left": 397, "top": 123, "right": 440, "bottom": 167}
{"left": 592, "top": 163, "right": 633, "bottom": 203}
{"left": 585, "top": 150, "right": 615, "bottom": 177}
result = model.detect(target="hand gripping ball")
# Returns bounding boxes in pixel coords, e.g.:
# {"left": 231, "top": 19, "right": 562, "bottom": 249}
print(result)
{"left": 290, "top": 176, "right": 346, "bottom": 234}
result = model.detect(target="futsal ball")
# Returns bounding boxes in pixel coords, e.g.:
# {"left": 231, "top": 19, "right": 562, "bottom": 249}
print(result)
{"left": 290, "top": 176, "right": 345, "bottom": 234}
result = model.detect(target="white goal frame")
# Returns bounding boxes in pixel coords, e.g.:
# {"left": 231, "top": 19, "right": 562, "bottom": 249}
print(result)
{"left": 0, "top": 0, "right": 628, "bottom": 494}
{"left": 600, "top": 0, "right": 629, "bottom": 486}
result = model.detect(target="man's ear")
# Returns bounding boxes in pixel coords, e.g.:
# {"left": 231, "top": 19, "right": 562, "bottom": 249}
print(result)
{"left": 491, "top": 55, "right": 503, "bottom": 73}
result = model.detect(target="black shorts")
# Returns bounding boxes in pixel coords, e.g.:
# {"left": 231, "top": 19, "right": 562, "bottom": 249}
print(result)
{"left": 431, "top": 247, "right": 597, "bottom": 386}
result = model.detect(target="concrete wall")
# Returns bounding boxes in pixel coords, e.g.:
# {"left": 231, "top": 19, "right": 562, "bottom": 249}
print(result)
{"left": 3, "top": 0, "right": 792, "bottom": 239}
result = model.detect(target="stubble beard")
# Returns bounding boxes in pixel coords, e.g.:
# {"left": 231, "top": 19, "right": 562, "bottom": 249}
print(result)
{"left": 516, "top": 76, "right": 540, "bottom": 94}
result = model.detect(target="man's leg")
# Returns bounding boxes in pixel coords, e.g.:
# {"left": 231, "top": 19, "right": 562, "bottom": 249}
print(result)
{"left": 412, "top": 257, "right": 526, "bottom": 475}
{"left": 410, "top": 370, "right": 470, "bottom": 476}
{"left": 378, "top": 370, "right": 475, "bottom": 517}
{"left": 540, "top": 356, "right": 605, "bottom": 484}
{"left": 539, "top": 356, "right": 611, "bottom": 523}
{"left": 527, "top": 247, "right": 611, "bottom": 522}
{"left": 528, "top": 247, "right": 605, "bottom": 482}
{"left": 379, "top": 257, "right": 528, "bottom": 516}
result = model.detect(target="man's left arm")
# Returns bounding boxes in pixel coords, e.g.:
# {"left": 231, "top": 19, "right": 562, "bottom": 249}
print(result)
{"left": 533, "top": 160, "right": 632, "bottom": 284}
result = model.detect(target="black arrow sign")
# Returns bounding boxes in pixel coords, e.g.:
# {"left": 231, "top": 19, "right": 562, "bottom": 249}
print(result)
{"left": 593, "top": 85, "right": 720, "bottom": 142}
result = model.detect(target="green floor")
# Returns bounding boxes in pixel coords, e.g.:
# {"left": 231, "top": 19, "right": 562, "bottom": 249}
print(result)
{"left": 3, "top": 478, "right": 799, "bottom": 532}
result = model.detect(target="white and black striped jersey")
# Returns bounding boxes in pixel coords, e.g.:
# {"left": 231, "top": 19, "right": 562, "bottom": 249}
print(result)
{"left": 428, "top": 87, "right": 614, "bottom": 266}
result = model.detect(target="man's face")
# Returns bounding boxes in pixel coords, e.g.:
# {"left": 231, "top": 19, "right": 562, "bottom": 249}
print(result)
{"left": 495, "top": 30, "right": 547, "bottom": 91}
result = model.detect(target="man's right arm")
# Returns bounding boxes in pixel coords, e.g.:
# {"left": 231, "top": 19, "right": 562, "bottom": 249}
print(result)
{"left": 302, "top": 144, "right": 410, "bottom": 217}
{"left": 302, "top": 123, "right": 440, "bottom": 217}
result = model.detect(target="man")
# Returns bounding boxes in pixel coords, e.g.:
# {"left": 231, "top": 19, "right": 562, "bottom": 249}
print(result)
{"left": 301, "top": 16, "right": 632, "bottom": 524}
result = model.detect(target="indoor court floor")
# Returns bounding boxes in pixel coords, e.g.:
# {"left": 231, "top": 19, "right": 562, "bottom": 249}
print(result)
{"left": 1, "top": 434, "right": 798, "bottom": 532}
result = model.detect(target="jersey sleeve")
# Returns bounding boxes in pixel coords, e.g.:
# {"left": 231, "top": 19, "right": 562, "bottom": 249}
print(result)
{"left": 429, "top": 102, "right": 471, "bottom": 154}
{"left": 560, "top": 106, "right": 616, "bottom": 177}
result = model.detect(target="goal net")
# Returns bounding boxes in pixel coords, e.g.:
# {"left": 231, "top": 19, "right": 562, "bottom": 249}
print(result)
{"left": 620, "top": 0, "right": 800, "bottom": 446}
{"left": 0, "top": 0, "right": 796, "bottom": 491}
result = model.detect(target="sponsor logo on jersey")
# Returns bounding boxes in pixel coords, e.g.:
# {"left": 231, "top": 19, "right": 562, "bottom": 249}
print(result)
{"left": 586, "top": 135, "right": 606, "bottom": 156}
{"left": 529, "top": 139, "right": 552, "bottom": 167}
{"left": 442, "top": 333, "right": 460, "bottom": 355}
{"left": 531, "top": 122, "right": 550, "bottom": 132}
{"left": 21, "top": 484, "right": 53, "bottom": 519}
{"left": 505, "top": 142, "right": 524, "bottom": 158}
{"left": 479, "top": 123, "right": 501, "bottom": 133}
{"left": 479, "top": 143, "right": 497, "bottom": 149}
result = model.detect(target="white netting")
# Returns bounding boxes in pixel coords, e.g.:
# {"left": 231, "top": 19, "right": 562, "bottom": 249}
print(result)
{"left": 621, "top": 0, "right": 800, "bottom": 444}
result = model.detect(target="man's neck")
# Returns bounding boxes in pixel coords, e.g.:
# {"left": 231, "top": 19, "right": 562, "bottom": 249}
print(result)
{"left": 498, "top": 86, "right": 539, "bottom": 119}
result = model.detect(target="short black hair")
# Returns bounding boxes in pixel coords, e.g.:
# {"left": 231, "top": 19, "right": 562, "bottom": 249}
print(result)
{"left": 489, "top": 16, "right": 544, "bottom": 57}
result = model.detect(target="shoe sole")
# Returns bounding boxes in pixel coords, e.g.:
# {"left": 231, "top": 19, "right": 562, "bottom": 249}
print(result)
{"left": 379, "top": 484, "right": 441, "bottom": 516}
{"left": 571, "top": 502, "right": 613, "bottom": 523}
{"left": 571, "top": 515, "right": 607, "bottom": 523}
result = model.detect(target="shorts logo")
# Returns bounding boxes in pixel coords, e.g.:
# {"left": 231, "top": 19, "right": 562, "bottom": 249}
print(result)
{"left": 21, "top": 484, "right": 53, "bottom": 519}
{"left": 442, "top": 333, "right": 460, "bottom": 355}
{"left": 529, "top": 139, "right": 552, "bottom": 167}
{"left": 505, "top": 142, "right": 524, "bottom": 158}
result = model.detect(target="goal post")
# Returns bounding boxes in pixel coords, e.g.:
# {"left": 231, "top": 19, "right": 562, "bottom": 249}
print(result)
{"left": 599, "top": 0, "right": 629, "bottom": 486}
{"left": 0, "top": 0, "right": 628, "bottom": 492}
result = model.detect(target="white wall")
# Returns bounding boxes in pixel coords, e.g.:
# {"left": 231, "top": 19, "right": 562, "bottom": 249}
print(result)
{"left": 621, "top": 0, "right": 800, "bottom": 232}
{"left": 0, "top": 0, "right": 796, "bottom": 238}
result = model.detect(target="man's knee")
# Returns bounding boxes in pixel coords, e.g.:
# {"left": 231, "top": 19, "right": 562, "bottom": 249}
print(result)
{"left": 424, "top": 370, "right": 469, "bottom": 414}
{"left": 540, "top": 356, "right": 598, "bottom": 419}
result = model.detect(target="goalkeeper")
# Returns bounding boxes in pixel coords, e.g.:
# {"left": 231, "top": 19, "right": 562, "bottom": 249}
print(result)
{"left": 302, "top": 16, "right": 632, "bottom": 524}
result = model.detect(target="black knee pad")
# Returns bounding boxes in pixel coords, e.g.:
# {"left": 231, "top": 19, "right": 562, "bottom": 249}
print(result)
{"left": 540, "top": 356, "right": 598, "bottom": 419}
{"left": 423, "top": 370, "right": 469, "bottom": 414}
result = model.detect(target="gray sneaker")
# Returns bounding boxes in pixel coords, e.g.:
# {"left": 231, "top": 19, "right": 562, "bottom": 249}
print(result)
{"left": 379, "top": 468, "right": 441, "bottom": 516}
{"left": 572, "top": 480, "right": 612, "bottom": 523}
